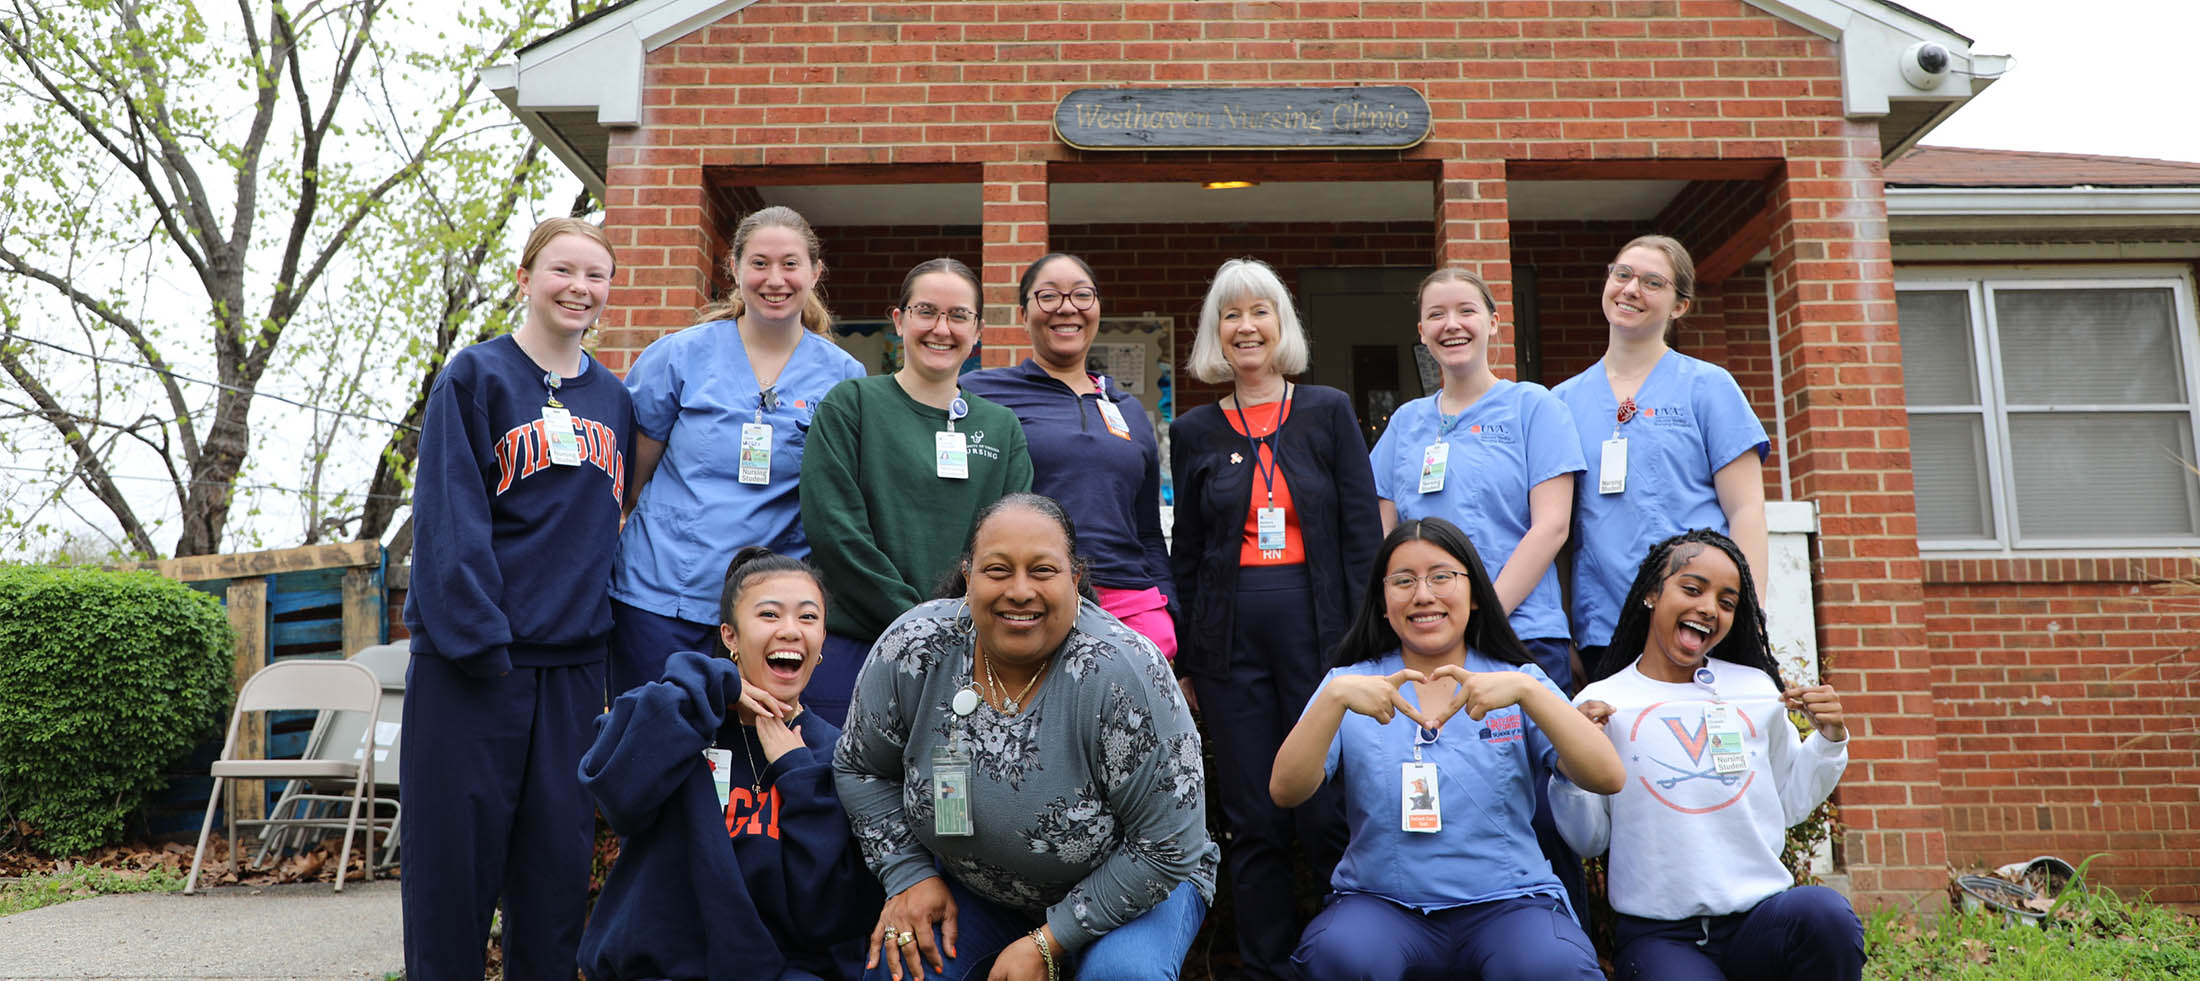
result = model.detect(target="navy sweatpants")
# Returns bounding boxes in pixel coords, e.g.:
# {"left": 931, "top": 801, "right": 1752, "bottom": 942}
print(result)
{"left": 608, "top": 598, "right": 717, "bottom": 697}
{"left": 1613, "top": 885, "right": 1864, "bottom": 981}
{"left": 807, "top": 632, "right": 871, "bottom": 730}
{"left": 400, "top": 654, "right": 605, "bottom": 981}
{"left": 1195, "top": 564, "right": 1346, "bottom": 981}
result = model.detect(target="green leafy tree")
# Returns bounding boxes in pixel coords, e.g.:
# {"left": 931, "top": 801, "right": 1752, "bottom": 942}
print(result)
{"left": 0, "top": 0, "right": 589, "bottom": 559}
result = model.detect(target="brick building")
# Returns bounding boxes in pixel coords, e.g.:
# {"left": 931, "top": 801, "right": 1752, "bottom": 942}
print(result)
{"left": 487, "top": 1, "right": 2200, "bottom": 908}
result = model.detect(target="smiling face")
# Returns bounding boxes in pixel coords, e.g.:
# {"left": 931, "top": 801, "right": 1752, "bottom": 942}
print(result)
{"left": 717, "top": 571, "right": 826, "bottom": 710}
{"left": 516, "top": 233, "right": 615, "bottom": 339}
{"left": 893, "top": 270, "right": 981, "bottom": 384}
{"left": 1217, "top": 292, "right": 1284, "bottom": 381}
{"left": 1417, "top": 278, "right": 1495, "bottom": 375}
{"left": 965, "top": 504, "right": 1081, "bottom": 672}
{"left": 1639, "top": 544, "right": 1741, "bottom": 682}
{"left": 736, "top": 225, "right": 819, "bottom": 329}
{"left": 1381, "top": 539, "right": 1476, "bottom": 662}
{"left": 1602, "top": 245, "right": 1690, "bottom": 337}
{"left": 1023, "top": 256, "right": 1099, "bottom": 372}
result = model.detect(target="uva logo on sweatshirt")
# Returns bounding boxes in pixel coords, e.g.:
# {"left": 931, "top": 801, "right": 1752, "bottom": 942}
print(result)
{"left": 1628, "top": 700, "right": 1760, "bottom": 815}
{"left": 493, "top": 414, "right": 627, "bottom": 502}
{"left": 725, "top": 786, "right": 782, "bottom": 841}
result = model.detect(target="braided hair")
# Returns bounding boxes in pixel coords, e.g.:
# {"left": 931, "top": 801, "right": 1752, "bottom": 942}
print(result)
{"left": 1591, "top": 528, "right": 1785, "bottom": 689}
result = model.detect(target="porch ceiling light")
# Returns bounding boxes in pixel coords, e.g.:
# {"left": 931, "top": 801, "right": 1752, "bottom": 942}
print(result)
{"left": 1202, "top": 180, "right": 1259, "bottom": 190}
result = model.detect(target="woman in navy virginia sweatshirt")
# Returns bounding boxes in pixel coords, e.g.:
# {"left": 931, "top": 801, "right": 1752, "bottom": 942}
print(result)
{"left": 579, "top": 547, "right": 882, "bottom": 981}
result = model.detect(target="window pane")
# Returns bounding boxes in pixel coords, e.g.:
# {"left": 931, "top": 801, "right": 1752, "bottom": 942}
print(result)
{"left": 1995, "top": 288, "right": 2186, "bottom": 404}
{"left": 2008, "top": 412, "right": 2200, "bottom": 540}
{"left": 1897, "top": 290, "right": 1978, "bottom": 406}
{"left": 1909, "top": 413, "right": 1994, "bottom": 540}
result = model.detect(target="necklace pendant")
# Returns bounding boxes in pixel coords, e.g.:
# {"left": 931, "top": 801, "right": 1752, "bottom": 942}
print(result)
{"left": 1003, "top": 697, "right": 1019, "bottom": 713}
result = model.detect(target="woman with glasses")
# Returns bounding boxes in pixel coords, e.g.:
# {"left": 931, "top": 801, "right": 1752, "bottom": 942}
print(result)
{"left": 1552, "top": 235, "right": 1769, "bottom": 681}
{"left": 800, "top": 258, "right": 1033, "bottom": 726}
{"left": 1271, "top": 517, "right": 1623, "bottom": 981}
{"left": 1169, "top": 257, "right": 1379, "bottom": 980}
{"left": 961, "top": 254, "right": 1178, "bottom": 665}
{"left": 609, "top": 206, "right": 867, "bottom": 697}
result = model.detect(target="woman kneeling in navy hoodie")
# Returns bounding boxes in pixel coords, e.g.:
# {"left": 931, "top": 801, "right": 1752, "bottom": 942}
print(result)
{"left": 580, "top": 547, "right": 883, "bottom": 980}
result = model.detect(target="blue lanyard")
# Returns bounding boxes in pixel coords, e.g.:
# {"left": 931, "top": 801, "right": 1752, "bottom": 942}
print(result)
{"left": 1228, "top": 383, "right": 1292, "bottom": 507}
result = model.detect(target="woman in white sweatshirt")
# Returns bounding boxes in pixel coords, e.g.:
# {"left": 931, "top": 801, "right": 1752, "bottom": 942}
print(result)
{"left": 1550, "top": 529, "right": 1862, "bottom": 981}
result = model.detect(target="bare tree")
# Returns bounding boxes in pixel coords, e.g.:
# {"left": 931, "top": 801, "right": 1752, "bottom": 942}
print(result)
{"left": 0, "top": 0, "right": 575, "bottom": 558}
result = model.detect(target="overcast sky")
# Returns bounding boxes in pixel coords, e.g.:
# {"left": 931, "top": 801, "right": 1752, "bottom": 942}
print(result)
{"left": 1904, "top": 0, "right": 2199, "bottom": 163}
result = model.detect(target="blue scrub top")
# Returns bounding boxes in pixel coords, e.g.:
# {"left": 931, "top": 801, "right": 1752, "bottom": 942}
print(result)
{"left": 1370, "top": 380, "right": 1585, "bottom": 642}
{"left": 1551, "top": 351, "right": 1768, "bottom": 648}
{"left": 610, "top": 321, "right": 867, "bottom": 623}
{"left": 1316, "top": 650, "right": 1567, "bottom": 911}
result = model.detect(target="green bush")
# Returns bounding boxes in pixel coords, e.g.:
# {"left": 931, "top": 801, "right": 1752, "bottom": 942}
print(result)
{"left": 0, "top": 566, "right": 234, "bottom": 855}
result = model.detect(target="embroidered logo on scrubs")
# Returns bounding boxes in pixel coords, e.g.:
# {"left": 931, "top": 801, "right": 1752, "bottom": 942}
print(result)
{"left": 964, "top": 429, "right": 1004, "bottom": 461}
{"left": 1476, "top": 710, "right": 1523, "bottom": 744}
{"left": 1630, "top": 700, "right": 1759, "bottom": 815}
{"left": 1473, "top": 422, "right": 1514, "bottom": 444}
{"left": 1648, "top": 405, "right": 1690, "bottom": 427}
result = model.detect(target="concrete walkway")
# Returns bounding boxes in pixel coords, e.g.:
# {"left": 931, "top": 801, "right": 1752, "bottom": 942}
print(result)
{"left": 0, "top": 879, "right": 401, "bottom": 980}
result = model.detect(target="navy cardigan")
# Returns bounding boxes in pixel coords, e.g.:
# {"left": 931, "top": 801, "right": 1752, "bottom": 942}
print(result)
{"left": 1167, "top": 384, "right": 1381, "bottom": 681}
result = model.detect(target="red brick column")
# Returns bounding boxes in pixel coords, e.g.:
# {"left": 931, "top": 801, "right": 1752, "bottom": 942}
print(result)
{"left": 980, "top": 161, "right": 1048, "bottom": 368}
{"left": 1765, "top": 125, "right": 1944, "bottom": 908}
{"left": 597, "top": 133, "right": 712, "bottom": 376}
{"left": 1433, "top": 160, "right": 1515, "bottom": 379}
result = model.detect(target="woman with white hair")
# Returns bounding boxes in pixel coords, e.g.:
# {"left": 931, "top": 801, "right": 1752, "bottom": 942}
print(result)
{"left": 1167, "top": 257, "right": 1380, "bottom": 980}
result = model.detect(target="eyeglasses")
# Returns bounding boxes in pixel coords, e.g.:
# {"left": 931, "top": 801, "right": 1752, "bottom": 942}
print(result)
{"left": 1607, "top": 264, "right": 1674, "bottom": 294}
{"left": 1031, "top": 288, "right": 1098, "bottom": 312}
{"left": 1383, "top": 570, "right": 1465, "bottom": 594}
{"left": 903, "top": 302, "right": 977, "bottom": 326}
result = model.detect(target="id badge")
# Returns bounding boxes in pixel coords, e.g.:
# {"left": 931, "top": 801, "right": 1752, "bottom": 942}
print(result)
{"left": 1598, "top": 437, "right": 1628, "bottom": 494}
{"left": 935, "top": 430, "right": 970, "bottom": 480}
{"left": 1418, "top": 441, "right": 1449, "bottom": 494}
{"left": 1095, "top": 398, "right": 1133, "bottom": 441}
{"left": 542, "top": 405, "right": 583, "bottom": 466}
{"left": 1703, "top": 704, "right": 1735, "bottom": 734}
{"left": 1256, "top": 506, "right": 1287, "bottom": 551}
{"left": 931, "top": 745, "right": 974, "bottom": 837}
{"left": 702, "top": 748, "right": 733, "bottom": 811}
{"left": 1401, "top": 761, "right": 1441, "bottom": 832}
{"left": 738, "top": 421, "right": 773, "bottom": 485}
{"left": 1709, "top": 730, "right": 1747, "bottom": 774}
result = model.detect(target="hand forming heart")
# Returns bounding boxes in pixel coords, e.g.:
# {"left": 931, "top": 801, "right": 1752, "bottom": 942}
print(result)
{"left": 1400, "top": 665, "right": 1537, "bottom": 733}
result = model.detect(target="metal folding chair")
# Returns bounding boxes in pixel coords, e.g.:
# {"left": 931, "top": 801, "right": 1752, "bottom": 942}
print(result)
{"left": 253, "top": 644, "right": 407, "bottom": 871}
{"left": 184, "top": 658, "right": 381, "bottom": 894}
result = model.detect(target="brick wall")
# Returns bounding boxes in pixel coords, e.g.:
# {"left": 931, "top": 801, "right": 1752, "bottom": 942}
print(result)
{"left": 1928, "top": 557, "right": 2200, "bottom": 905}
{"left": 585, "top": 0, "right": 1952, "bottom": 906}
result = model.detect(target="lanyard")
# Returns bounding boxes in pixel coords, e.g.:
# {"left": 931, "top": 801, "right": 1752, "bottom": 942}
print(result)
{"left": 1228, "top": 382, "right": 1292, "bottom": 507}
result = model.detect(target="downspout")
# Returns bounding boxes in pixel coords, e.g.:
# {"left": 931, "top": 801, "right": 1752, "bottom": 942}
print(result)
{"left": 1765, "top": 270, "right": 1793, "bottom": 500}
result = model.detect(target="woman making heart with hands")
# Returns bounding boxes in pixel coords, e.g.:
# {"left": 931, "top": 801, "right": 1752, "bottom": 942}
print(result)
{"left": 1270, "top": 517, "right": 1622, "bottom": 981}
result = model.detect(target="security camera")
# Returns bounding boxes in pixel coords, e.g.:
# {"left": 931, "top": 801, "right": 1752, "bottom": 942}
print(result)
{"left": 1901, "top": 41, "right": 1952, "bottom": 88}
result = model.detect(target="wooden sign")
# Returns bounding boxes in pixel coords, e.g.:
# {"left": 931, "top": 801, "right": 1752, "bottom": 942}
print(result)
{"left": 1055, "top": 86, "right": 1430, "bottom": 151}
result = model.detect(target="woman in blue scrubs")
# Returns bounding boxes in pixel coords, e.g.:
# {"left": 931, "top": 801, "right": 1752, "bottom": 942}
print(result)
{"left": 1552, "top": 235, "right": 1770, "bottom": 680}
{"left": 608, "top": 206, "right": 866, "bottom": 698}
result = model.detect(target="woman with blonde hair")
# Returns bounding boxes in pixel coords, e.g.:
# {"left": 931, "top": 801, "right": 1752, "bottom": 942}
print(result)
{"left": 1168, "top": 257, "right": 1379, "bottom": 980}
{"left": 609, "top": 205, "right": 866, "bottom": 697}
{"left": 1553, "top": 234, "right": 1769, "bottom": 681}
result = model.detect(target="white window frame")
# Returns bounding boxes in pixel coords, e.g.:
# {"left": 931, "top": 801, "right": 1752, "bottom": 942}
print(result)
{"left": 1896, "top": 265, "right": 2200, "bottom": 554}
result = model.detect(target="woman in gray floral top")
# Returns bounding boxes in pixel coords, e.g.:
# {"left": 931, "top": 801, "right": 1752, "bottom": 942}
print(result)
{"left": 832, "top": 493, "right": 1218, "bottom": 981}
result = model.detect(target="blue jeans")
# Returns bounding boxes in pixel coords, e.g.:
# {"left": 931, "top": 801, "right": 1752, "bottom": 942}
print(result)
{"left": 866, "top": 875, "right": 1207, "bottom": 980}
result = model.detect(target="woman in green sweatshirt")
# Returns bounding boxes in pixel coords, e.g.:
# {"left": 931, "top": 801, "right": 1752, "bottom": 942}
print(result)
{"left": 799, "top": 257, "right": 1033, "bottom": 727}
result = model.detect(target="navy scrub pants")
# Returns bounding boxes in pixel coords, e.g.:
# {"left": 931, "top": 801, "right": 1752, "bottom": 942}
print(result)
{"left": 608, "top": 598, "right": 718, "bottom": 697}
{"left": 1613, "top": 885, "right": 1865, "bottom": 981}
{"left": 400, "top": 654, "right": 605, "bottom": 981}
{"left": 1194, "top": 564, "right": 1347, "bottom": 981}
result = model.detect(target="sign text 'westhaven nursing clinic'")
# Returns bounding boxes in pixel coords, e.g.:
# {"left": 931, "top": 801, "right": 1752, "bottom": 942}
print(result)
{"left": 1053, "top": 86, "right": 1431, "bottom": 151}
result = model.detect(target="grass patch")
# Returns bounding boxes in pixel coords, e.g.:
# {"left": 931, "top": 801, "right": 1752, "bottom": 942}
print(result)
{"left": 1866, "top": 884, "right": 2200, "bottom": 979}
{"left": 0, "top": 862, "right": 183, "bottom": 917}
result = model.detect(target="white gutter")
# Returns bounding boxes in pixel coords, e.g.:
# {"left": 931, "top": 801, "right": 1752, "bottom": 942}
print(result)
{"left": 1887, "top": 186, "right": 2200, "bottom": 217}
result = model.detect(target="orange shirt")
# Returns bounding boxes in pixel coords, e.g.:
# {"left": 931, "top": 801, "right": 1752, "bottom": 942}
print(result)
{"left": 1229, "top": 398, "right": 1306, "bottom": 567}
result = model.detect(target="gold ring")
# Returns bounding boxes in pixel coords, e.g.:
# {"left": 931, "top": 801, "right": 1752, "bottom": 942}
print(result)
{"left": 896, "top": 930, "right": 917, "bottom": 946}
